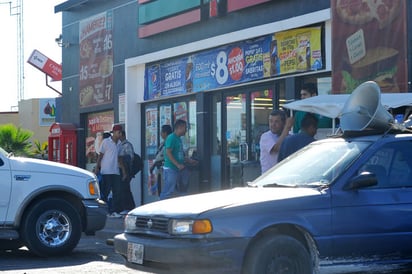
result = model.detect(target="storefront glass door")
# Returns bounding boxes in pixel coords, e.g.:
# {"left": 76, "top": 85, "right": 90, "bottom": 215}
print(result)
{"left": 210, "top": 82, "right": 289, "bottom": 190}
{"left": 226, "top": 93, "right": 247, "bottom": 187}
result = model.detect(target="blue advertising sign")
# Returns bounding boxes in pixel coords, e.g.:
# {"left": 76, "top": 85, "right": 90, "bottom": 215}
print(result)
{"left": 146, "top": 64, "right": 161, "bottom": 99}
{"left": 160, "top": 59, "right": 187, "bottom": 96}
{"left": 144, "top": 27, "right": 322, "bottom": 100}
{"left": 193, "top": 36, "right": 271, "bottom": 92}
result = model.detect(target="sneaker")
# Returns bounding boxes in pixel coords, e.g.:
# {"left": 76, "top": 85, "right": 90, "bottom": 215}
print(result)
{"left": 107, "top": 212, "right": 122, "bottom": 218}
{"left": 119, "top": 210, "right": 129, "bottom": 215}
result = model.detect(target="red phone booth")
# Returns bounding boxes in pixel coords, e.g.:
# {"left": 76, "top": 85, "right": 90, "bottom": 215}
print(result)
{"left": 48, "top": 123, "right": 77, "bottom": 166}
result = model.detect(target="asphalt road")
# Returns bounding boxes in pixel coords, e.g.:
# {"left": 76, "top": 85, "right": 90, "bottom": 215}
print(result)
{"left": 0, "top": 234, "right": 153, "bottom": 274}
{"left": 1, "top": 232, "right": 412, "bottom": 274}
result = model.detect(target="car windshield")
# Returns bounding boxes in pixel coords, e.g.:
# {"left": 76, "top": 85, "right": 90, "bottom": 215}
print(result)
{"left": 250, "top": 139, "right": 371, "bottom": 188}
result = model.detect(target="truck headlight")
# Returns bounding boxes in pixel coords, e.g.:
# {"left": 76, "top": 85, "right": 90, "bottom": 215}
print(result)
{"left": 87, "top": 178, "right": 100, "bottom": 197}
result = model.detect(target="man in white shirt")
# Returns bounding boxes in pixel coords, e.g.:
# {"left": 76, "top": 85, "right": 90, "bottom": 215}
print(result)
{"left": 259, "top": 110, "right": 293, "bottom": 174}
{"left": 96, "top": 124, "right": 123, "bottom": 218}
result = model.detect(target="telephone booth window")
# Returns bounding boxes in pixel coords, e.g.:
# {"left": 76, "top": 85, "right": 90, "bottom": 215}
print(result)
{"left": 53, "top": 139, "right": 60, "bottom": 162}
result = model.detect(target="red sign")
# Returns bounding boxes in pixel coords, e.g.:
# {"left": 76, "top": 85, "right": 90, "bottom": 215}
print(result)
{"left": 27, "top": 50, "right": 62, "bottom": 81}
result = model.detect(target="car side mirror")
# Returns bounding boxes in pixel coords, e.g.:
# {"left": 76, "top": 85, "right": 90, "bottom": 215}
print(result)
{"left": 344, "top": 172, "right": 378, "bottom": 190}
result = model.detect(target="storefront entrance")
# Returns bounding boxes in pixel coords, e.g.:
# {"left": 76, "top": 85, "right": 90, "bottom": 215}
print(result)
{"left": 210, "top": 82, "right": 285, "bottom": 190}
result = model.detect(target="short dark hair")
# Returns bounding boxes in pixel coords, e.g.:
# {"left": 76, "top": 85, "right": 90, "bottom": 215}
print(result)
{"left": 270, "top": 109, "right": 286, "bottom": 123}
{"left": 302, "top": 83, "right": 318, "bottom": 96}
{"left": 301, "top": 113, "right": 318, "bottom": 129}
{"left": 174, "top": 119, "right": 187, "bottom": 129}
{"left": 161, "top": 124, "right": 173, "bottom": 135}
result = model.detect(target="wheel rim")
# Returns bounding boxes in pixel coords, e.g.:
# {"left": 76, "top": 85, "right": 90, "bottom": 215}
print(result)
{"left": 36, "top": 210, "right": 72, "bottom": 247}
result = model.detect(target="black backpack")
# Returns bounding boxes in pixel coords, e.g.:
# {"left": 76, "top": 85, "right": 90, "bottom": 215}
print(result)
{"left": 131, "top": 153, "right": 143, "bottom": 177}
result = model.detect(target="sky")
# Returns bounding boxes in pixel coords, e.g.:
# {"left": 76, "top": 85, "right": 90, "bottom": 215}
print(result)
{"left": 0, "top": 0, "right": 63, "bottom": 112}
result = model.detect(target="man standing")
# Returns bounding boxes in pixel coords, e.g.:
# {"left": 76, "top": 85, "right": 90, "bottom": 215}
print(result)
{"left": 119, "top": 130, "right": 136, "bottom": 214}
{"left": 160, "top": 119, "right": 196, "bottom": 199}
{"left": 293, "top": 83, "right": 332, "bottom": 133}
{"left": 278, "top": 113, "right": 318, "bottom": 162}
{"left": 259, "top": 110, "right": 293, "bottom": 174}
{"left": 96, "top": 124, "right": 123, "bottom": 218}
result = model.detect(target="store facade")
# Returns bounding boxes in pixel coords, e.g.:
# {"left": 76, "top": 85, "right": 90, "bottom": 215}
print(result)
{"left": 125, "top": 8, "right": 332, "bottom": 205}
{"left": 55, "top": 0, "right": 409, "bottom": 205}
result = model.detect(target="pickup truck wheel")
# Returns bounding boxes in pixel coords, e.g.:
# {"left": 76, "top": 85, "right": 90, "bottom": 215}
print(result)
{"left": 243, "top": 234, "right": 312, "bottom": 274}
{"left": 21, "top": 198, "right": 82, "bottom": 257}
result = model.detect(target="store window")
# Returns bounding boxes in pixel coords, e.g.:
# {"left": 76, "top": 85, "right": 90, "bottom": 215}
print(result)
{"left": 226, "top": 93, "right": 246, "bottom": 164}
{"left": 218, "top": 84, "right": 285, "bottom": 188}
{"left": 143, "top": 97, "right": 197, "bottom": 203}
{"left": 251, "top": 89, "right": 274, "bottom": 162}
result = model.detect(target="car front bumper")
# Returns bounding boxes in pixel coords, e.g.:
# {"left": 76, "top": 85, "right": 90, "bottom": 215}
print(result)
{"left": 82, "top": 199, "right": 108, "bottom": 233}
{"left": 114, "top": 232, "right": 250, "bottom": 273}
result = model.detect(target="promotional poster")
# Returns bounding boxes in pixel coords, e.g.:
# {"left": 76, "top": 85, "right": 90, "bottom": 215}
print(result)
{"left": 331, "top": 0, "right": 407, "bottom": 93}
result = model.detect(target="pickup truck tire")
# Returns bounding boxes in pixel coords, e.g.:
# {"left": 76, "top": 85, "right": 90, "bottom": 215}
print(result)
{"left": 242, "top": 234, "right": 312, "bottom": 274}
{"left": 21, "top": 198, "right": 82, "bottom": 257}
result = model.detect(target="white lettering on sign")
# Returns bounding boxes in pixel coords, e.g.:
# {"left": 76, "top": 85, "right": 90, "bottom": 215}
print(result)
{"left": 27, "top": 50, "right": 62, "bottom": 81}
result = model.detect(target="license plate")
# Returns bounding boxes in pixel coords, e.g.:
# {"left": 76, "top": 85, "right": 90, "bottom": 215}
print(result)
{"left": 127, "top": 242, "right": 144, "bottom": 264}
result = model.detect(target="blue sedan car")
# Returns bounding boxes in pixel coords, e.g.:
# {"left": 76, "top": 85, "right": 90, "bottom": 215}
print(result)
{"left": 114, "top": 132, "right": 412, "bottom": 273}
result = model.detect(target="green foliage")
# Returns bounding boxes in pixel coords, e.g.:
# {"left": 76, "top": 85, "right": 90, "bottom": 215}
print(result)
{"left": 33, "top": 140, "right": 48, "bottom": 159}
{"left": 0, "top": 124, "right": 34, "bottom": 157}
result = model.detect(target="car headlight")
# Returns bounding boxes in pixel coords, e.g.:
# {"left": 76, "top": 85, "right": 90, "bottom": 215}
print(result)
{"left": 171, "top": 219, "right": 212, "bottom": 235}
{"left": 125, "top": 215, "right": 137, "bottom": 232}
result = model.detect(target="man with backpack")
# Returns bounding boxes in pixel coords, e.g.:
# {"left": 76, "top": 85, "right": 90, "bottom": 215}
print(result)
{"left": 119, "top": 130, "right": 136, "bottom": 214}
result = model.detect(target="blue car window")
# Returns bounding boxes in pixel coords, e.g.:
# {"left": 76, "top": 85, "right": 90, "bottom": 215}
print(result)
{"left": 360, "top": 140, "right": 412, "bottom": 188}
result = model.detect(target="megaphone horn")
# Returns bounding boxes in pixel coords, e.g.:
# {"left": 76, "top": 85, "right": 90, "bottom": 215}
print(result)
{"left": 340, "top": 81, "right": 394, "bottom": 132}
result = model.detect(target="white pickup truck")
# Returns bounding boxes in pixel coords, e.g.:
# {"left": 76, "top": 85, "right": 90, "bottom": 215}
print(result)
{"left": 0, "top": 147, "right": 107, "bottom": 256}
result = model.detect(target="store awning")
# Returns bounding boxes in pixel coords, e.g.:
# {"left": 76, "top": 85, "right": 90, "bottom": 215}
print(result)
{"left": 283, "top": 93, "right": 412, "bottom": 119}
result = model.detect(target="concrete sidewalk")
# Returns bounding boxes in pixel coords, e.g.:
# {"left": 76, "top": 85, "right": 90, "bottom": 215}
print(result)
{"left": 95, "top": 216, "right": 125, "bottom": 240}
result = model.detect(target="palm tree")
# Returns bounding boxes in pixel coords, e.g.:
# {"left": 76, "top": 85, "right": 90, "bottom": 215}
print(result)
{"left": 33, "top": 140, "right": 48, "bottom": 159}
{"left": 0, "top": 124, "right": 33, "bottom": 157}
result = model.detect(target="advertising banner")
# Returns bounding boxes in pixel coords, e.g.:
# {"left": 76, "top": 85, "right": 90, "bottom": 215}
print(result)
{"left": 331, "top": 0, "right": 407, "bottom": 93}
{"left": 145, "top": 107, "right": 158, "bottom": 155}
{"left": 38, "top": 98, "right": 56, "bottom": 126}
{"left": 85, "top": 111, "right": 114, "bottom": 168}
{"left": 159, "top": 104, "right": 172, "bottom": 127}
{"left": 145, "top": 26, "right": 323, "bottom": 100}
{"left": 192, "top": 36, "right": 271, "bottom": 92}
{"left": 79, "top": 11, "right": 114, "bottom": 107}
{"left": 274, "top": 26, "right": 322, "bottom": 74}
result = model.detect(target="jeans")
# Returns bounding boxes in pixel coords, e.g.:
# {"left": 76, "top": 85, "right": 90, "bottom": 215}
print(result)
{"left": 160, "top": 167, "right": 190, "bottom": 200}
{"left": 101, "top": 174, "right": 122, "bottom": 213}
